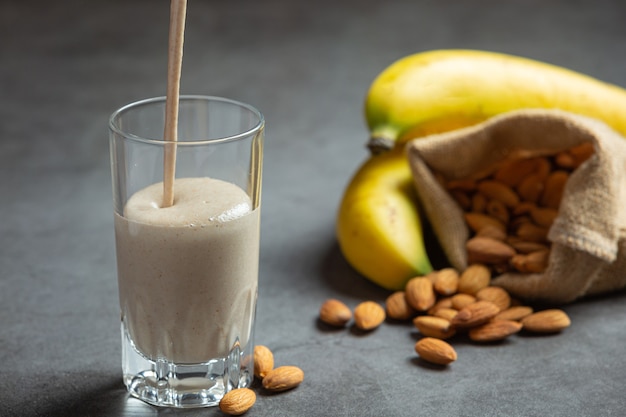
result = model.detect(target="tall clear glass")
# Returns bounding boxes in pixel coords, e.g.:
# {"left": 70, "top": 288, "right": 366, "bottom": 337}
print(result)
{"left": 109, "top": 96, "right": 264, "bottom": 408}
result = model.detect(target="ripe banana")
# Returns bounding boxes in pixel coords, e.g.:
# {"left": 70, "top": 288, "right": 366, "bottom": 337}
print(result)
{"left": 336, "top": 149, "right": 433, "bottom": 290}
{"left": 365, "top": 49, "right": 626, "bottom": 153}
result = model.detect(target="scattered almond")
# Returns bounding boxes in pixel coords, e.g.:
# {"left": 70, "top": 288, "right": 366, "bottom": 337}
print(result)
{"left": 253, "top": 345, "right": 274, "bottom": 380}
{"left": 457, "top": 264, "right": 491, "bottom": 295}
{"left": 385, "top": 291, "right": 416, "bottom": 321}
{"left": 451, "top": 293, "right": 476, "bottom": 310}
{"left": 262, "top": 366, "right": 304, "bottom": 392}
{"left": 415, "top": 337, "right": 457, "bottom": 365}
{"left": 469, "top": 320, "right": 523, "bottom": 342}
{"left": 476, "top": 286, "right": 511, "bottom": 311}
{"left": 353, "top": 301, "right": 385, "bottom": 330}
{"left": 451, "top": 300, "right": 500, "bottom": 329}
{"left": 319, "top": 299, "right": 352, "bottom": 327}
{"left": 433, "top": 268, "right": 459, "bottom": 296}
{"left": 413, "top": 316, "right": 456, "bottom": 339}
{"left": 405, "top": 277, "right": 436, "bottom": 312}
{"left": 427, "top": 296, "right": 454, "bottom": 315}
{"left": 432, "top": 307, "right": 459, "bottom": 322}
{"left": 522, "top": 309, "right": 571, "bottom": 333}
{"left": 219, "top": 388, "right": 256, "bottom": 415}
{"left": 494, "top": 306, "right": 534, "bottom": 322}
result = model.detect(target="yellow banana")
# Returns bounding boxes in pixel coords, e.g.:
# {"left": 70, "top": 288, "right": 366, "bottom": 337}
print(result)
{"left": 365, "top": 49, "right": 626, "bottom": 153}
{"left": 336, "top": 149, "right": 432, "bottom": 290}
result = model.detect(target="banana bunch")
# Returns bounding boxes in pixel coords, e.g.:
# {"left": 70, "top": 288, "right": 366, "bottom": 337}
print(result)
{"left": 338, "top": 49, "right": 626, "bottom": 290}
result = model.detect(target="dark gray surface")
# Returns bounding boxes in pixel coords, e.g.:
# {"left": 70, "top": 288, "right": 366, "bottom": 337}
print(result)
{"left": 2, "top": 1, "right": 626, "bottom": 416}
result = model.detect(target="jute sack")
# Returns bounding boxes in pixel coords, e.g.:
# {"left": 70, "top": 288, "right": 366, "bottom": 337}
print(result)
{"left": 406, "top": 109, "right": 626, "bottom": 304}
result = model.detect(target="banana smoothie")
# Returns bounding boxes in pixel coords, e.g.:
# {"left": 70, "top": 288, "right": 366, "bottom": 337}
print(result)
{"left": 114, "top": 177, "right": 259, "bottom": 364}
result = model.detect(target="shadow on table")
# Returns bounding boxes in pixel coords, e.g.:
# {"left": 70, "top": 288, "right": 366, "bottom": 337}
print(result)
{"left": 32, "top": 374, "right": 223, "bottom": 417}
{"left": 318, "top": 216, "right": 449, "bottom": 301}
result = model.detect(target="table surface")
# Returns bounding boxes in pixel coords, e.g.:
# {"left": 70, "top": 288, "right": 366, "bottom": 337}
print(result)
{"left": 2, "top": 1, "right": 626, "bottom": 416}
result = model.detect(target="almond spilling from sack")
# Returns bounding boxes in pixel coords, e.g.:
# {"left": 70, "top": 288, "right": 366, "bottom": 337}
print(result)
{"left": 521, "top": 309, "right": 571, "bottom": 333}
{"left": 317, "top": 265, "right": 572, "bottom": 371}
{"left": 444, "top": 144, "right": 594, "bottom": 274}
{"left": 405, "top": 276, "right": 436, "bottom": 311}
{"left": 386, "top": 291, "right": 416, "bottom": 320}
{"left": 469, "top": 320, "right": 523, "bottom": 342}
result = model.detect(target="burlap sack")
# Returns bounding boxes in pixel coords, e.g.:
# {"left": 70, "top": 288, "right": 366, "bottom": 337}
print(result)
{"left": 406, "top": 109, "right": 626, "bottom": 304}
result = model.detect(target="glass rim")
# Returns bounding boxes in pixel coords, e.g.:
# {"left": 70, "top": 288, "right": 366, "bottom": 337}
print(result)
{"left": 108, "top": 95, "right": 265, "bottom": 146}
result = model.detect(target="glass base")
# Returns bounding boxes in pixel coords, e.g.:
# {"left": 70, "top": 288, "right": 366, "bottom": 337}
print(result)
{"left": 121, "top": 324, "right": 253, "bottom": 408}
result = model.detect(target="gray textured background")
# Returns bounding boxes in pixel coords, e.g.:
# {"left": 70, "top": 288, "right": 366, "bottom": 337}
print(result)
{"left": 2, "top": 1, "right": 626, "bottom": 416}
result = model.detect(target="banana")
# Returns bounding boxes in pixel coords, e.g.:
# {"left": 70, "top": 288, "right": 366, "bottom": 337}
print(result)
{"left": 337, "top": 149, "right": 433, "bottom": 290}
{"left": 365, "top": 49, "right": 626, "bottom": 153}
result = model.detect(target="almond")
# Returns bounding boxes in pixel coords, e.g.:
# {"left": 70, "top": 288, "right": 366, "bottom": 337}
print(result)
{"left": 475, "top": 224, "right": 507, "bottom": 241}
{"left": 319, "top": 299, "right": 352, "bottom": 327}
{"left": 508, "top": 239, "right": 550, "bottom": 254}
{"left": 450, "top": 293, "right": 476, "bottom": 310}
{"left": 494, "top": 157, "right": 543, "bottom": 187}
{"left": 541, "top": 171, "right": 569, "bottom": 209}
{"left": 415, "top": 337, "right": 457, "bottom": 365}
{"left": 569, "top": 141, "right": 595, "bottom": 166}
{"left": 458, "top": 264, "right": 491, "bottom": 295}
{"left": 262, "top": 366, "right": 304, "bottom": 392}
{"left": 353, "top": 301, "right": 385, "bottom": 330}
{"left": 494, "top": 306, "right": 534, "bottom": 322}
{"left": 516, "top": 173, "right": 545, "bottom": 203}
{"left": 385, "top": 291, "right": 416, "bottom": 321}
{"left": 466, "top": 236, "right": 516, "bottom": 265}
{"left": 522, "top": 309, "right": 571, "bottom": 333}
{"left": 413, "top": 316, "right": 456, "bottom": 339}
{"left": 469, "top": 320, "right": 523, "bottom": 342}
{"left": 477, "top": 180, "right": 520, "bottom": 208}
{"left": 554, "top": 151, "right": 577, "bottom": 169}
{"left": 485, "top": 199, "right": 510, "bottom": 225}
{"left": 253, "top": 345, "right": 274, "bottom": 379}
{"left": 431, "top": 307, "right": 459, "bottom": 322}
{"left": 512, "top": 201, "right": 537, "bottom": 216}
{"left": 529, "top": 207, "right": 559, "bottom": 228}
{"left": 510, "top": 249, "right": 550, "bottom": 273}
{"left": 427, "top": 297, "right": 454, "bottom": 315}
{"left": 451, "top": 300, "right": 500, "bottom": 329}
{"left": 405, "top": 277, "right": 436, "bottom": 312}
{"left": 476, "top": 286, "right": 511, "bottom": 311}
{"left": 515, "top": 222, "right": 548, "bottom": 243}
{"left": 464, "top": 212, "right": 506, "bottom": 234}
{"left": 219, "top": 388, "right": 256, "bottom": 415}
{"left": 433, "top": 268, "right": 459, "bottom": 296}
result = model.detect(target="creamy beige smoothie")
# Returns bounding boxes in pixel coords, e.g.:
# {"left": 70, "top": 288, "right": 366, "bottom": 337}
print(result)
{"left": 114, "top": 177, "right": 259, "bottom": 364}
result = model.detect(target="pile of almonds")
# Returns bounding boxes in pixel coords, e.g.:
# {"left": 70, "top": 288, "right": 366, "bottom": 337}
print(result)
{"left": 319, "top": 264, "right": 571, "bottom": 366}
{"left": 440, "top": 142, "right": 594, "bottom": 274}
{"left": 218, "top": 345, "right": 304, "bottom": 415}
